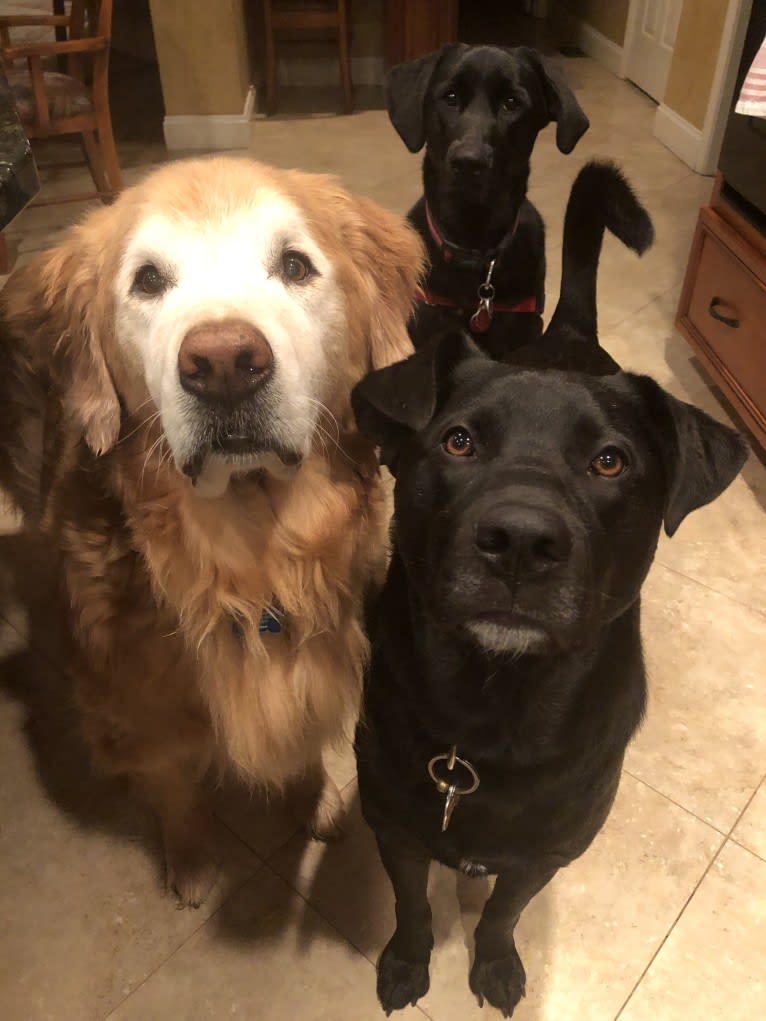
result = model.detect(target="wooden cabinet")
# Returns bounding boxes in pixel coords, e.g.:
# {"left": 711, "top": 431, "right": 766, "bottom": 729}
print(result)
{"left": 677, "top": 174, "right": 766, "bottom": 449}
{"left": 384, "top": 0, "right": 458, "bottom": 66}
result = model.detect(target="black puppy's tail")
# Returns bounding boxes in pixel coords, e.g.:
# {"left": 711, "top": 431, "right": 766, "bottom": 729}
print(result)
{"left": 547, "top": 160, "right": 654, "bottom": 344}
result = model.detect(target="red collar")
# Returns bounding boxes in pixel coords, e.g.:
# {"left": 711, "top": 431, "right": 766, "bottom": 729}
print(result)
{"left": 424, "top": 202, "right": 520, "bottom": 269}
{"left": 414, "top": 284, "right": 537, "bottom": 333}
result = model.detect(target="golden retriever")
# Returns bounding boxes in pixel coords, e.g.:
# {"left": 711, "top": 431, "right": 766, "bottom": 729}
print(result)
{"left": 0, "top": 156, "right": 424, "bottom": 906}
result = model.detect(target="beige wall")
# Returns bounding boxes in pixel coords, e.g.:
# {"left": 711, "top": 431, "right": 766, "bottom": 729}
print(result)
{"left": 562, "top": 0, "right": 630, "bottom": 46}
{"left": 148, "top": 0, "right": 251, "bottom": 116}
{"left": 663, "top": 0, "right": 729, "bottom": 130}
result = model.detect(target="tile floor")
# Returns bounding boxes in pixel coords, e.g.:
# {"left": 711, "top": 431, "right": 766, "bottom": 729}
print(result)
{"left": 1, "top": 55, "right": 765, "bottom": 1021}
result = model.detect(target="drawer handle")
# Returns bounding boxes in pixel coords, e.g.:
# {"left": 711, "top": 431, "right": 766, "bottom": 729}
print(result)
{"left": 709, "top": 298, "right": 739, "bottom": 329}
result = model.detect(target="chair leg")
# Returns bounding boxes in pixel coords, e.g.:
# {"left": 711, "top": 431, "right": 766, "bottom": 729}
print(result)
{"left": 263, "top": 0, "right": 277, "bottom": 116}
{"left": 81, "top": 131, "right": 111, "bottom": 199}
{"left": 0, "top": 233, "right": 10, "bottom": 275}
{"left": 94, "top": 110, "right": 123, "bottom": 200}
{"left": 338, "top": 0, "right": 354, "bottom": 114}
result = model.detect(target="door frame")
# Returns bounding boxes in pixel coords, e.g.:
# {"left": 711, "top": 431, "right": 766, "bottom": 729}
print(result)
{"left": 622, "top": 0, "right": 753, "bottom": 174}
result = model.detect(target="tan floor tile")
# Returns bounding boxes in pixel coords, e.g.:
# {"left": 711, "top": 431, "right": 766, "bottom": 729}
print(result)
{"left": 732, "top": 779, "right": 766, "bottom": 862}
{"left": 211, "top": 737, "right": 358, "bottom": 860}
{"left": 625, "top": 564, "right": 766, "bottom": 830}
{"left": 109, "top": 865, "right": 427, "bottom": 1021}
{"left": 618, "top": 840, "right": 766, "bottom": 1021}
{"left": 268, "top": 775, "right": 720, "bottom": 1021}
{"left": 0, "top": 646, "right": 262, "bottom": 1021}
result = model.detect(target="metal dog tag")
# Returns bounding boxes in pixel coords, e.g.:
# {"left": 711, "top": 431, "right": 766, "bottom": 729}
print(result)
{"left": 428, "top": 745, "right": 480, "bottom": 833}
{"left": 442, "top": 784, "right": 460, "bottom": 832}
{"left": 470, "top": 259, "right": 497, "bottom": 334}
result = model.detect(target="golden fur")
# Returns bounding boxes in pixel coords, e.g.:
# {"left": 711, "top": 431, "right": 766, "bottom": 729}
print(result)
{"left": 0, "top": 157, "right": 424, "bottom": 904}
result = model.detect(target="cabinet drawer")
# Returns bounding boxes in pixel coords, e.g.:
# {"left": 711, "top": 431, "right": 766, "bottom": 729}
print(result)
{"left": 687, "top": 229, "right": 766, "bottom": 414}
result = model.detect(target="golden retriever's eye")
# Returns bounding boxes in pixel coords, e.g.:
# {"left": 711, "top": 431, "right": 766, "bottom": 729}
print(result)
{"left": 502, "top": 95, "right": 517, "bottom": 112}
{"left": 444, "top": 90, "right": 459, "bottom": 107}
{"left": 132, "top": 263, "right": 168, "bottom": 297}
{"left": 442, "top": 427, "right": 474, "bottom": 458}
{"left": 281, "top": 250, "right": 314, "bottom": 284}
{"left": 589, "top": 446, "right": 627, "bottom": 478}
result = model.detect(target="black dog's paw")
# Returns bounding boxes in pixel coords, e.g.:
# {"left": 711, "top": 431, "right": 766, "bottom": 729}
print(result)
{"left": 470, "top": 949, "right": 526, "bottom": 1017}
{"left": 377, "top": 939, "right": 430, "bottom": 1014}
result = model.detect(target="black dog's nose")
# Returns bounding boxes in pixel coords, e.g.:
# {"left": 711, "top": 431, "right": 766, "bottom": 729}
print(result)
{"left": 475, "top": 503, "right": 572, "bottom": 573}
{"left": 448, "top": 144, "right": 493, "bottom": 178}
{"left": 178, "top": 319, "right": 273, "bottom": 406}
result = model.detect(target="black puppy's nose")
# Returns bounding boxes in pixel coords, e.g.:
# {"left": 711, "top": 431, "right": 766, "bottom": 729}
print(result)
{"left": 475, "top": 503, "right": 572, "bottom": 573}
{"left": 178, "top": 319, "right": 273, "bottom": 407}
{"left": 448, "top": 144, "right": 493, "bottom": 177}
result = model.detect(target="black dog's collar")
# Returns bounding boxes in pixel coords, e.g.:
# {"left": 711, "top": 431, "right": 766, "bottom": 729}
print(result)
{"left": 424, "top": 202, "right": 519, "bottom": 271}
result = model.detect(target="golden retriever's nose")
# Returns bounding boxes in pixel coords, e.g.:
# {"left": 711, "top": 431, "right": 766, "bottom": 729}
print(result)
{"left": 178, "top": 319, "right": 273, "bottom": 405}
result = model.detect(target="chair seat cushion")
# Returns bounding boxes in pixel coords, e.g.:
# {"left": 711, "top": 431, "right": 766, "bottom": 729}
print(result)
{"left": 6, "top": 68, "right": 93, "bottom": 123}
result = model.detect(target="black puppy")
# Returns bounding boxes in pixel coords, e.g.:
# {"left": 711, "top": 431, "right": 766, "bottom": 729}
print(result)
{"left": 386, "top": 44, "right": 589, "bottom": 357}
{"left": 352, "top": 335, "right": 747, "bottom": 1016}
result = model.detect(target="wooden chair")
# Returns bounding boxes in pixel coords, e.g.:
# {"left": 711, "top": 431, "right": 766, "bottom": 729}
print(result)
{"left": 263, "top": 0, "right": 353, "bottom": 116}
{"left": 0, "top": 0, "right": 121, "bottom": 272}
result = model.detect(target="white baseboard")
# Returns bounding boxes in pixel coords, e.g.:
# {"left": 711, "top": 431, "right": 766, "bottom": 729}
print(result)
{"left": 653, "top": 103, "right": 702, "bottom": 171}
{"left": 554, "top": 3, "right": 624, "bottom": 77}
{"left": 277, "top": 54, "right": 383, "bottom": 87}
{"left": 163, "top": 86, "right": 255, "bottom": 152}
{"left": 574, "top": 20, "right": 624, "bottom": 77}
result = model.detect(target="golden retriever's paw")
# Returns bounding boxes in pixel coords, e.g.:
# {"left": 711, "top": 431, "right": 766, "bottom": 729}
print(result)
{"left": 166, "top": 851, "right": 219, "bottom": 909}
{"left": 308, "top": 778, "right": 346, "bottom": 841}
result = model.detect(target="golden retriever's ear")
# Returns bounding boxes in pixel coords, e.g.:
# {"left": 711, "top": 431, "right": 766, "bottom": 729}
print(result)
{"left": 344, "top": 195, "right": 426, "bottom": 370}
{"left": 2, "top": 223, "right": 121, "bottom": 456}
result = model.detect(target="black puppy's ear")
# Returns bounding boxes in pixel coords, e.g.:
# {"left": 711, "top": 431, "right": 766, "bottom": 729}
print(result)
{"left": 525, "top": 50, "right": 589, "bottom": 154}
{"left": 352, "top": 330, "right": 479, "bottom": 469}
{"left": 632, "top": 376, "right": 749, "bottom": 537}
{"left": 385, "top": 44, "right": 463, "bottom": 153}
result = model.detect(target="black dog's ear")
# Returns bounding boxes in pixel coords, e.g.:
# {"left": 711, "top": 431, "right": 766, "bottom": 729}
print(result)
{"left": 385, "top": 44, "right": 463, "bottom": 153}
{"left": 525, "top": 50, "right": 589, "bottom": 154}
{"left": 631, "top": 376, "right": 749, "bottom": 537}
{"left": 352, "top": 330, "right": 479, "bottom": 469}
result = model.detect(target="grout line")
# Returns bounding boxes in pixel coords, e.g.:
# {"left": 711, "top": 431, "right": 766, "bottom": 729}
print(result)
{"left": 612, "top": 772, "right": 766, "bottom": 1019}
{"left": 621, "top": 769, "right": 729, "bottom": 836}
{"left": 649, "top": 560, "right": 766, "bottom": 622}
{"left": 727, "top": 835, "right": 766, "bottom": 866}
{"left": 600, "top": 275, "right": 685, "bottom": 335}
{"left": 100, "top": 869, "right": 258, "bottom": 1021}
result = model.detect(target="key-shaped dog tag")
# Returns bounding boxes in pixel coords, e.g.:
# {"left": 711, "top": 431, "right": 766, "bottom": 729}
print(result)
{"left": 442, "top": 784, "right": 460, "bottom": 832}
{"left": 428, "top": 746, "right": 480, "bottom": 833}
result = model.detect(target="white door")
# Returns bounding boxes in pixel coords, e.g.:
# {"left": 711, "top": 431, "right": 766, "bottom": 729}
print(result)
{"left": 625, "top": 0, "right": 683, "bottom": 102}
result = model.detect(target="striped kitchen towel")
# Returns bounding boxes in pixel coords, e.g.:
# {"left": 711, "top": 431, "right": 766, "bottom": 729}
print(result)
{"left": 736, "top": 31, "right": 766, "bottom": 117}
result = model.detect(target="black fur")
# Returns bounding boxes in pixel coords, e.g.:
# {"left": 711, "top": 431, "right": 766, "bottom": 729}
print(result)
{"left": 386, "top": 44, "right": 589, "bottom": 358}
{"left": 510, "top": 159, "right": 655, "bottom": 375}
{"left": 351, "top": 169, "right": 746, "bottom": 1012}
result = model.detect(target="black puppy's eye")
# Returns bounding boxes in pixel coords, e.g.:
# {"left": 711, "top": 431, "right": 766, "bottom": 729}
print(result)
{"left": 442, "top": 427, "right": 474, "bottom": 458}
{"left": 502, "top": 95, "right": 517, "bottom": 112}
{"left": 281, "top": 250, "right": 314, "bottom": 284}
{"left": 444, "top": 90, "right": 459, "bottom": 107}
{"left": 132, "top": 263, "right": 169, "bottom": 297}
{"left": 589, "top": 446, "right": 627, "bottom": 478}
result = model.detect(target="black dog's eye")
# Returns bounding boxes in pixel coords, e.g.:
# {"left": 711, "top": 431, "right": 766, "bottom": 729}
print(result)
{"left": 590, "top": 446, "right": 627, "bottom": 478}
{"left": 281, "top": 250, "right": 314, "bottom": 284}
{"left": 444, "top": 90, "right": 459, "bottom": 107}
{"left": 442, "top": 427, "right": 474, "bottom": 458}
{"left": 502, "top": 95, "right": 517, "bottom": 112}
{"left": 132, "top": 263, "right": 169, "bottom": 297}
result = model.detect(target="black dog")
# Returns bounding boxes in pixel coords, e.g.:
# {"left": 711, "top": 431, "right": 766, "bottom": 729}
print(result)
{"left": 352, "top": 338, "right": 747, "bottom": 1016}
{"left": 386, "top": 43, "right": 589, "bottom": 358}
